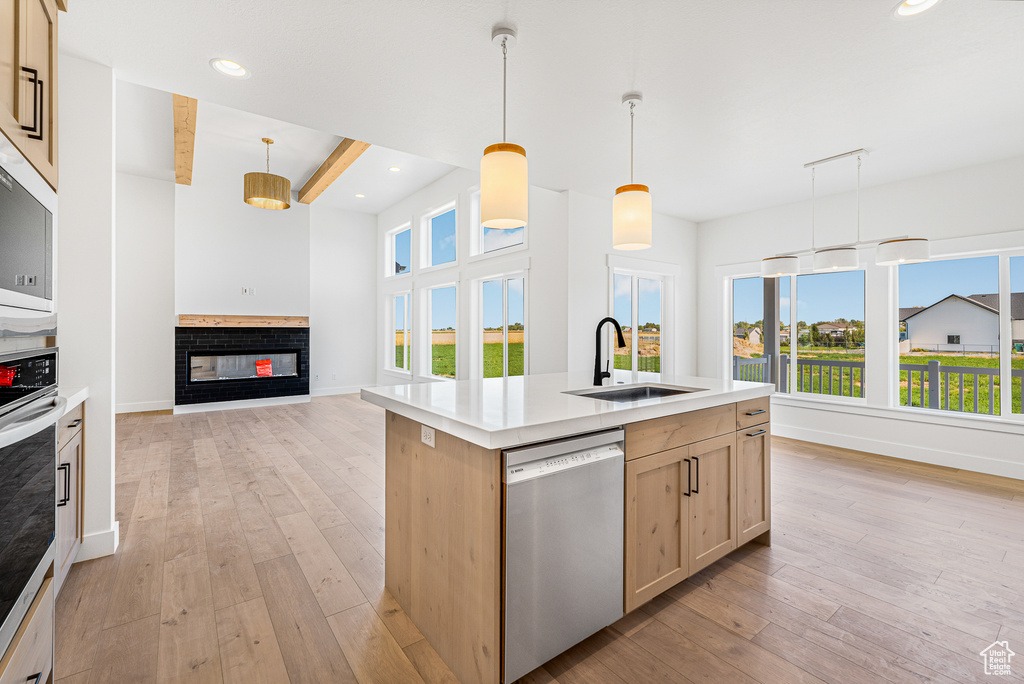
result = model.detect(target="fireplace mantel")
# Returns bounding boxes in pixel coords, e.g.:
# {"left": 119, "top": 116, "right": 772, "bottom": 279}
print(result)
{"left": 177, "top": 314, "right": 309, "bottom": 328}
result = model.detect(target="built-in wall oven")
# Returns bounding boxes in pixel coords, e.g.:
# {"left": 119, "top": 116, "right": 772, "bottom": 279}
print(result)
{"left": 0, "top": 348, "right": 63, "bottom": 658}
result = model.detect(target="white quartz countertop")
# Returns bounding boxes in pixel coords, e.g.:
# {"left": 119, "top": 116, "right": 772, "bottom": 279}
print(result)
{"left": 59, "top": 386, "right": 88, "bottom": 416}
{"left": 360, "top": 372, "right": 773, "bottom": 449}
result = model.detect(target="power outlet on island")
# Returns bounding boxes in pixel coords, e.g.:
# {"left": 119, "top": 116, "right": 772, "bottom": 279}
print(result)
{"left": 421, "top": 425, "right": 435, "bottom": 448}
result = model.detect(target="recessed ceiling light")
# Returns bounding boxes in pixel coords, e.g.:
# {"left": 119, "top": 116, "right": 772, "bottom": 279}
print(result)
{"left": 210, "top": 58, "right": 250, "bottom": 78}
{"left": 388, "top": 166, "right": 401, "bottom": 173}
{"left": 355, "top": 193, "right": 365, "bottom": 198}
{"left": 893, "top": 0, "right": 942, "bottom": 18}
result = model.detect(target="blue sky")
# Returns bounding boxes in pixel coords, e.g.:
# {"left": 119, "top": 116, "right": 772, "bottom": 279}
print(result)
{"left": 613, "top": 275, "right": 662, "bottom": 327}
{"left": 899, "top": 256, "right": 999, "bottom": 308}
{"left": 431, "top": 286, "right": 456, "bottom": 330}
{"left": 482, "top": 278, "right": 524, "bottom": 330}
{"left": 394, "top": 229, "right": 411, "bottom": 273}
{"left": 431, "top": 210, "right": 456, "bottom": 266}
{"left": 734, "top": 271, "right": 865, "bottom": 324}
{"left": 483, "top": 225, "right": 524, "bottom": 253}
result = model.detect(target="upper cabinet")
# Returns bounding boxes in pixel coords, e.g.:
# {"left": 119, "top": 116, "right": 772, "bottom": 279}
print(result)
{"left": 0, "top": 0, "right": 59, "bottom": 190}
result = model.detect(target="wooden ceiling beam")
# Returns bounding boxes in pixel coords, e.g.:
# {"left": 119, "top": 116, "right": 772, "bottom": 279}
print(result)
{"left": 173, "top": 94, "right": 198, "bottom": 185}
{"left": 56, "top": 0, "right": 68, "bottom": 11}
{"left": 298, "top": 138, "right": 371, "bottom": 204}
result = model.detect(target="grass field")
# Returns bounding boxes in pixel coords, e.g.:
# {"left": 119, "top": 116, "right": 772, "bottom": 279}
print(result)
{"left": 399, "top": 342, "right": 524, "bottom": 378}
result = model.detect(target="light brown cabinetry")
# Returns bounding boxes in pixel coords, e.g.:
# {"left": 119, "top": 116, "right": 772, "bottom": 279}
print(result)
{"left": 0, "top": 577, "right": 53, "bottom": 684}
{"left": 0, "top": 0, "right": 58, "bottom": 189}
{"left": 624, "top": 399, "right": 770, "bottom": 613}
{"left": 55, "top": 403, "right": 83, "bottom": 593}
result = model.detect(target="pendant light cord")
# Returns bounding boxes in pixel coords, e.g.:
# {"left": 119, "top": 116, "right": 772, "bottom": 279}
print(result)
{"left": 502, "top": 38, "right": 507, "bottom": 143}
{"left": 629, "top": 101, "right": 635, "bottom": 184}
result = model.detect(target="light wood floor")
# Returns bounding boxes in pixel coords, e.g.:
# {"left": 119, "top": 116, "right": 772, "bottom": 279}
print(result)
{"left": 54, "top": 395, "right": 1024, "bottom": 683}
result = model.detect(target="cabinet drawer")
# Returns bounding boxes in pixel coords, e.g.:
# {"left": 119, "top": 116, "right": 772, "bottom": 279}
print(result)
{"left": 625, "top": 403, "right": 736, "bottom": 460}
{"left": 58, "top": 402, "right": 83, "bottom": 451}
{"left": 0, "top": 577, "right": 53, "bottom": 684}
{"left": 736, "top": 396, "right": 770, "bottom": 430}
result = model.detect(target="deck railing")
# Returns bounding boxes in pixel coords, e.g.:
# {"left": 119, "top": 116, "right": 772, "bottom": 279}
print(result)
{"left": 779, "top": 354, "right": 865, "bottom": 397}
{"left": 733, "top": 355, "right": 772, "bottom": 383}
{"left": 900, "top": 361, "right": 1022, "bottom": 415}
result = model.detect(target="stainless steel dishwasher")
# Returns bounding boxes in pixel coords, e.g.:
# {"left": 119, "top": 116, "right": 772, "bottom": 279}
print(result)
{"left": 503, "top": 429, "right": 625, "bottom": 683}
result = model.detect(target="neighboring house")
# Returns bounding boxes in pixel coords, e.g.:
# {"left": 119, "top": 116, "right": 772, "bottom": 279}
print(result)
{"left": 901, "top": 293, "right": 1024, "bottom": 351}
{"left": 816, "top": 322, "right": 852, "bottom": 339}
{"left": 734, "top": 326, "right": 762, "bottom": 345}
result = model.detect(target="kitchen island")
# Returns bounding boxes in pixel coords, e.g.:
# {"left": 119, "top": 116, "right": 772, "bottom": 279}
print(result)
{"left": 361, "top": 372, "right": 773, "bottom": 684}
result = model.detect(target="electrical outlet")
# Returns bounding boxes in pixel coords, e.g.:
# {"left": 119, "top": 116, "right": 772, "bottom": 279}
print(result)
{"left": 315, "top": 373, "right": 320, "bottom": 381}
{"left": 250, "top": 287, "right": 256, "bottom": 296}
{"left": 15, "top": 275, "right": 24, "bottom": 286}
{"left": 242, "top": 286, "right": 249, "bottom": 295}
{"left": 421, "top": 425, "right": 435, "bottom": 448}
{"left": 25, "top": 275, "right": 36, "bottom": 286}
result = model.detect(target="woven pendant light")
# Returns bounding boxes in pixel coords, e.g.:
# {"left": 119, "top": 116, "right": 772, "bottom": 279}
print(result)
{"left": 244, "top": 138, "right": 291, "bottom": 210}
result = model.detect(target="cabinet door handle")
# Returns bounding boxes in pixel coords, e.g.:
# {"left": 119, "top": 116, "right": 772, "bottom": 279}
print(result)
{"left": 68, "top": 418, "right": 83, "bottom": 428}
{"left": 745, "top": 409, "right": 766, "bottom": 416}
{"left": 19, "top": 66, "right": 44, "bottom": 141}
{"left": 683, "top": 458, "right": 691, "bottom": 496}
{"left": 692, "top": 456, "right": 699, "bottom": 494}
{"left": 747, "top": 429, "right": 767, "bottom": 437}
{"left": 57, "top": 463, "right": 70, "bottom": 506}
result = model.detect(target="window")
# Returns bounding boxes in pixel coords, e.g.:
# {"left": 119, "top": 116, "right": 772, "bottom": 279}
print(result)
{"left": 471, "top": 190, "right": 525, "bottom": 255}
{"left": 1012, "top": 256, "right": 1024, "bottom": 416}
{"left": 731, "top": 276, "right": 766, "bottom": 383}
{"left": 389, "top": 226, "right": 411, "bottom": 276}
{"left": 613, "top": 271, "right": 664, "bottom": 382}
{"left": 898, "top": 256, "right": 999, "bottom": 414}
{"left": 793, "top": 271, "right": 865, "bottom": 398}
{"left": 391, "top": 293, "right": 411, "bottom": 372}
{"left": 427, "top": 207, "right": 456, "bottom": 267}
{"left": 429, "top": 285, "right": 457, "bottom": 378}
{"left": 482, "top": 276, "right": 525, "bottom": 378}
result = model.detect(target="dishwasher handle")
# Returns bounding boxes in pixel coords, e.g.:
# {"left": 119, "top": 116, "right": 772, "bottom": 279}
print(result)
{"left": 503, "top": 429, "right": 625, "bottom": 469}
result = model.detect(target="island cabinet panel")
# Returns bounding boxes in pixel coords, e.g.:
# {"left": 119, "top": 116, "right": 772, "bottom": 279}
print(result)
{"left": 383, "top": 411, "right": 502, "bottom": 684}
{"left": 624, "top": 403, "right": 736, "bottom": 460}
{"left": 736, "top": 396, "right": 771, "bottom": 430}
{"left": 687, "top": 433, "right": 738, "bottom": 574}
{"left": 624, "top": 446, "right": 689, "bottom": 613}
{"left": 737, "top": 423, "right": 771, "bottom": 546}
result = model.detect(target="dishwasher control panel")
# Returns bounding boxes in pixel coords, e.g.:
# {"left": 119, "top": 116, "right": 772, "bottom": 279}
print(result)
{"left": 506, "top": 444, "right": 623, "bottom": 485}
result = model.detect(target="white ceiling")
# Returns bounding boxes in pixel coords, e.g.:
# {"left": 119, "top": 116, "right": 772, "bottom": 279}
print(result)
{"left": 70, "top": 0, "right": 1024, "bottom": 222}
{"left": 115, "top": 81, "right": 455, "bottom": 214}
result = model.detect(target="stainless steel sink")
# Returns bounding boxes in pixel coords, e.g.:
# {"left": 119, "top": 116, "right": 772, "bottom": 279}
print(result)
{"left": 565, "top": 383, "right": 706, "bottom": 403}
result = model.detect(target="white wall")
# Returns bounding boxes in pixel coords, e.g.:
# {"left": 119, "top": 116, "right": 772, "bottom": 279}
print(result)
{"left": 309, "top": 205, "right": 378, "bottom": 395}
{"left": 566, "top": 191, "right": 698, "bottom": 377}
{"left": 906, "top": 298, "right": 999, "bottom": 351}
{"left": 57, "top": 56, "right": 118, "bottom": 559}
{"left": 695, "top": 154, "right": 1024, "bottom": 479}
{"left": 174, "top": 135, "right": 310, "bottom": 316}
{"left": 115, "top": 173, "right": 175, "bottom": 412}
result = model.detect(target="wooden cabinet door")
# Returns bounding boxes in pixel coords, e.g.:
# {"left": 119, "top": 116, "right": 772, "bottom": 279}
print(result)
{"left": 0, "top": 0, "right": 16, "bottom": 129}
{"left": 624, "top": 446, "right": 689, "bottom": 613}
{"left": 0, "top": 577, "right": 53, "bottom": 684}
{"left": 687, "top": 433, "right": 737, "bottom": 574}
{"left": 14, "top": 0, "right": 57, "bottom": 187}
{"left": 737, "top": 425, "right": 771, "bottom": 546}
{"left": 56, "top": 428, "right": 82, "bottom": 592}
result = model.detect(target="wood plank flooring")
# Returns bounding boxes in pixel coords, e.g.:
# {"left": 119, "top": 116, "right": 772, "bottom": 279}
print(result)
{"left": 55, "top": 395, "right": 1024, "bottom": 683}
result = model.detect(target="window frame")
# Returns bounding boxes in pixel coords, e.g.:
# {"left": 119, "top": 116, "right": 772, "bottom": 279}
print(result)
{"left": 607, "top": 255, "right": 678, "bottom": 384}
{"left": 386, "top": 223, "right": 413, "bottom": 279}
{"left": 387, "top": 291, "right": 413, "bottom": 376}
{"left": 477, "top": 271, "right": 529, "bottom": 379}
{"left": 425, "top": 282, "right": 459, "bottom": 381}
{"left": 420, "top": 200, "right": 459, "bottom": 272}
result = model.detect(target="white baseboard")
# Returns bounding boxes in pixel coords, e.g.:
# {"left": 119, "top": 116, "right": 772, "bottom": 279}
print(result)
{"left": 311, "top": 385, "right": 365, "bottom": 397}
{"left": 173, "top": 394, "right": 311, "bottom": 414}
{"left": 77, "top": 523, "right": 119, "bottom": 561}
{"left": 116, "top": 399, "right": 174, "bottom": 414}
{"left": 774, "top": 423, "right": 1024, "bottom": 482}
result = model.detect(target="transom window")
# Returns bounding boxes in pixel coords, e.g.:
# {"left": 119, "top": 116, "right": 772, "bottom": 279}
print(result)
{"left": 388, "top": 225, "right": 411, "bottom": 277}
{"left": 471, "top": 190, "right": 525, "bottom": 255}
{"left": 426, "top": 207, "right": 457, "bottom": 267}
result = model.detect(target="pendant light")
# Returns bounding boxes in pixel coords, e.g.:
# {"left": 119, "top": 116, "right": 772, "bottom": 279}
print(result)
{"left": 244, "top": 138, "right": 291, "bottom": 210}
{"left": 480, "top": 26, "right": 528, "bottom": 230}
{"left": 613, "top": 93, "right": 652, "bottom": 250}
{"left": 813, "top": 154, "right": 860, "bottom": 272}
{"left": 876, "top": 238, "right": 930, "bottom": 265}
{"left": 761, "top": 255, "right": 800, "bottom": 278}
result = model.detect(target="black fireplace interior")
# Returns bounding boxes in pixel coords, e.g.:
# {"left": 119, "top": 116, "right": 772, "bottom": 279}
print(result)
{"left": 175, "top": 326, "right": 310, "bottom": 405}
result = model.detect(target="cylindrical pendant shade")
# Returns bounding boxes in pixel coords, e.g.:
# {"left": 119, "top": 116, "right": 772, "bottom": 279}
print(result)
{"left": 876, "top": 238, "right": 929, "bottom": 266}
{"left": 761, "top": 255, "right": 799, "bottom": 278}
{"left": 612, "top": 184, "right": 652, "bottom": 250}
{"left": 244, "top": 172, "right": 291, "bottom": 210}
{"left": 813, "top": 247, "right": 859, "bottom": 272}
{"left": 480, "top": 143, "right": 528, "bottom": 229}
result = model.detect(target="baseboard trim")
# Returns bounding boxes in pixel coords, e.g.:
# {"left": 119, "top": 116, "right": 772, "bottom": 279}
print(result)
{"left": 77, "top": 524, "right": 119, "bottom": 561}
{"left": 774, "top": 423, "right": 1024, "bottom": 482}
{"left": 173, "top": 394, "right": 312, "bottom": 414}
{"left": 116, "top": 399, "right": 174, "bottom": 414}
{"left": 311, "top": 385, "right": 365, "bottom": 397}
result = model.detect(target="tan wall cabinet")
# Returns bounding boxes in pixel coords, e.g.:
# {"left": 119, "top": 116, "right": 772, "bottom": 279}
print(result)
{"left": 56, "top": 403, "right": 83, "bottom": 593}
{"left": 0, "top": 577, "right": 53, "bottom": 684}
{"left": 0, "top": 0, "right": 58, "bottom": 189}
{"left": 624, "top": 400, "right": 770, "bottom": 613}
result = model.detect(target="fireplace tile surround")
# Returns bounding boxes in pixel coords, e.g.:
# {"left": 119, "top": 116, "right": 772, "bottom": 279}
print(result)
{"left": 174, "top": 325, "right": 310, "bottom": 406}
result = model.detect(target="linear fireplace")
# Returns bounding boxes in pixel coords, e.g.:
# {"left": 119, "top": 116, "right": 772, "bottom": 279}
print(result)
{"left": 175, "top": 324, "right": 309, "bottom": 406}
